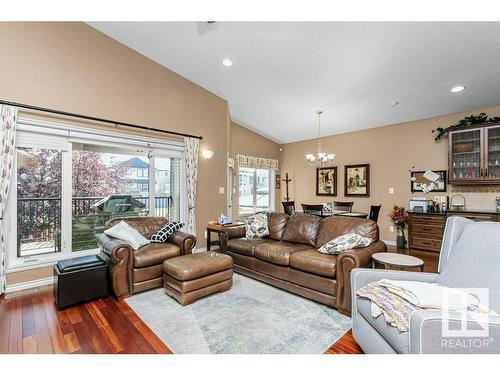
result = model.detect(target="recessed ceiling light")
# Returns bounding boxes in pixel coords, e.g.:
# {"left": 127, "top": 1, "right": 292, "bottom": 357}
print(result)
{"left": 389, "top": 101, "right": 399, "bottom": 107}
{"left": 222, "top": 58, "right": 233, "bottom": 67}
{"left": 450, "top": 85, "right": 466, "bottom": 93}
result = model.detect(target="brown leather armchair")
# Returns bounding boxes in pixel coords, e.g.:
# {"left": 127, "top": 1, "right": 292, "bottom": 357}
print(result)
{"left": 219, "top": 213, "right": 386, "bottom": 315}
{"left": 98, "top": 217, "right": 196, "bottom": 298}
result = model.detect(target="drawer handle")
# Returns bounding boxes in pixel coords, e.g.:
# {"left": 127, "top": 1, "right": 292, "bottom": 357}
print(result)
{"left": 422, "top": 241, "right": 432, "bottom": 245}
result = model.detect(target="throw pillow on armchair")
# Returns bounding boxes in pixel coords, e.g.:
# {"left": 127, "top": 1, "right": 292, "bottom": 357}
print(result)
{"left": 150, "top": 222, "right": 185, "bottom": 243}
{"left": 103, "top": 220, "right": 150, "bottom": 250}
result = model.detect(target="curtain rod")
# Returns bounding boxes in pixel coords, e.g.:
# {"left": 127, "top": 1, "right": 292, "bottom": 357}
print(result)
{"left": 0, "top": 99, "right": 203, "bottom": 140}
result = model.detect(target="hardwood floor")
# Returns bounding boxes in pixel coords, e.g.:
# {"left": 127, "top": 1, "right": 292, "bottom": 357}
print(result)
{"left": 325, "top": 330, "right": 363, "bottom": 354}
{"left": 0, "top": 245, "right": 438, "bottom": 355}
{"left": 0, "top": 286, "right": 171, "bottom": 354}
{"left": 386, "top": 245, "right": 439, "bottom": 273}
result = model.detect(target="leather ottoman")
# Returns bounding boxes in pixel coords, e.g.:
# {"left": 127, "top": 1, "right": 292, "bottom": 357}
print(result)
{"left": 163, "top": 251, "right": 233, "bottom": 305}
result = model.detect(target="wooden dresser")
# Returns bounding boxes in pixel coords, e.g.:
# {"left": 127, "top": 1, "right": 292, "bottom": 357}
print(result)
{"left": 408, "top": 209, "right": 500, "bottom": 252}
{"left": 408, "top": 212, "right": 446, "bottom": 253}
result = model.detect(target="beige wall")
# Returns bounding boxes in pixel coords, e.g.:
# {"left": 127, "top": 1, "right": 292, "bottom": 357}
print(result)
{"left": 230, "top": 122, "right": 282, "bottom": 219}
{"left": 281, "top": 104, "right": 500, "bottom": 243}
{"left": 0, "top": 22, "right": 230, "bottom": 286}
{"left": 3, "top": 21, "right": 500, "bottom": 286}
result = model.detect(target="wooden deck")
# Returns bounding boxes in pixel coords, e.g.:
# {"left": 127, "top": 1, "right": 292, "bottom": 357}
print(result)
{"left": 19, "top": 241, "right": 57, "bottom": 257}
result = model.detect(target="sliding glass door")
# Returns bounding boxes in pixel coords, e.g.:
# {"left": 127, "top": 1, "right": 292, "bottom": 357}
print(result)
{"left": 16, "top": 146, "right": 63, "bottom": 257}
{"left": 7, "top": 119, "right": 186, "bottom": 269}
{"left": 71, "top": 143, "right": 151, "bottom": 252}
{"left": 154, "top": 156, "right": 181, "bottom": 221}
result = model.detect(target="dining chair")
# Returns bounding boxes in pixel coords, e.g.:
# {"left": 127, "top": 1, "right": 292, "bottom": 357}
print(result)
{"left": 333, "top": 201, "right": 354, "bottom": 212}
{"left": 369, "top": 204, "right": 382, "bottom": 223}
{"left": 282, "top": 201, "right": 295, "bottom": 216}
{"left": 301, "top": 204, "right": 324, "bottom": 217}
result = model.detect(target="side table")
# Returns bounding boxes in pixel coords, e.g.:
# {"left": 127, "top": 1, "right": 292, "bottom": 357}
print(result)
{"left": 206, "top": 221, "right": 245, "bottom": 251}
{"left": 372, "top": 252, "right": 425, "bottom": 272}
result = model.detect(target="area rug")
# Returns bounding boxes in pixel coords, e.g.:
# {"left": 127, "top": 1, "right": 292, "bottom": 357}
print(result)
{"left": 125, "top": 274, "right": 351, "bottom": 354}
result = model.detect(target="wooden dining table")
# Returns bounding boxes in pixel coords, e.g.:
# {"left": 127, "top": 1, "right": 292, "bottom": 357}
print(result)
{"left": 296, "top": 210, "right": 369, "bottom": 219}
{"left": 336, "top": 211, "right": 369, "bottom": 219}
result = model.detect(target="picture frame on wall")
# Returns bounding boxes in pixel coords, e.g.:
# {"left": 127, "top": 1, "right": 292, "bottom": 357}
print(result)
{"left": 344, "top": 164, "right": 370, "bottom": 197}
{"left": 410, "top": 170, "right": 447, "bottom": 192}
{"left": 316, "top": 167, "right": 337, "bottom": 196}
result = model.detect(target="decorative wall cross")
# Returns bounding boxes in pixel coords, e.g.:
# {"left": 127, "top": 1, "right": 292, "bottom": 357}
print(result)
{"left": 282, "top": 172, "right": 292, "bottom": 201}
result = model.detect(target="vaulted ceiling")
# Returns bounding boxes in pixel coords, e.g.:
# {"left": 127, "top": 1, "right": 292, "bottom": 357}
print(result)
{"left": 89, "top": 22, "right": 500, "bottom": 144}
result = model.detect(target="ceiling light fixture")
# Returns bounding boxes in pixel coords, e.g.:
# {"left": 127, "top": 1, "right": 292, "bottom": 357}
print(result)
{"left": 450, "top": 85, "right": 466, "bottom": 93}
{"left": 222, "top": 58, "right": 233, "bottom": 67}
{"left": 305, "top": 110, "right": 335, "bottom": 168}
{"left": 389, "top": 101, "right": 399, "bottom": 107}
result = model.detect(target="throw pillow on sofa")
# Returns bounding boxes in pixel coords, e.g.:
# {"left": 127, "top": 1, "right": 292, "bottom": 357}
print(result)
{"left": 245, "top": 212, "right": 269, "bottom": 238}
{"left": 150, "top": 222, "right": 184, "bottom": 243}
{"left": 104, "top": 220, "right": 150, "bottom": 250}
{"left": 318, "top": 233, "right": 372, "bottom": 255}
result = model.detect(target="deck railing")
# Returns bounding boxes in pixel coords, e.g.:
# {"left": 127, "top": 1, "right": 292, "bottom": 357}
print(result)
{"left": 17, "top": 197, "right": 61, "bottom": 245}
{"left": 17, "top": 195, "right": 173, "bottom": 253}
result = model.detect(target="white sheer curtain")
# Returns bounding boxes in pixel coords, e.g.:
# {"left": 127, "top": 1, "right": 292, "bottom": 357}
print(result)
{"left": 184, "top": 137, "right": 200, "bottom": 236}
{"left": 0, "top": 104, "right": 18, "bottom": 294}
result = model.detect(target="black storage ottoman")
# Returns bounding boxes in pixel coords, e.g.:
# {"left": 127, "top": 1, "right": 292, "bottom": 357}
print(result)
{"left": 53, "top": 254, "right": 109, "bottom": 309}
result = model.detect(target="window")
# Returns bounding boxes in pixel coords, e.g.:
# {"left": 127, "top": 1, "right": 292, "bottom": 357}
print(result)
{"left": 71, "top": 143, "right": 152, "bottom": 252}
{"left": 137, "top": 168, "right": 148, "bottom": 177}
{"left": 238, "top": 167, "right": 274, "bottom": 214}
{"left": 16, "top": 147, "right": 63, "bottom": 257}
{"left": 155, "top": 157, "right": 181, "bottom": 222}
{"left": 6, "top": 118, "right": 186, "bottom": 269}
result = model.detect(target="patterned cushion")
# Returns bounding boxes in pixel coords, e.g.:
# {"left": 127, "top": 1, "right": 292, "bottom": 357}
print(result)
{"left": 245, "top": 212, "right": 269, "bottom": 238}
{"left": 104, "top": 220, "right": 150, "bottom": 250}
{"left": 318, "top": 233, "right": 372, "bottom": 254}
{"left": 150, "top": 222, "right": 184, "bottom": 243}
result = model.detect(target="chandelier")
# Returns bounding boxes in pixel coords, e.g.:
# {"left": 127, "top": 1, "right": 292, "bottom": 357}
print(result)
{"left": 305, "top": 110, "right": 335, "bottom": 168}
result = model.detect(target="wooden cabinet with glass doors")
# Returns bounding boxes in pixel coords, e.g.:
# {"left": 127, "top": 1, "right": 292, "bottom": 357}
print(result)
{"left": 449, "top": 123, "right": 500, "bottom": 184}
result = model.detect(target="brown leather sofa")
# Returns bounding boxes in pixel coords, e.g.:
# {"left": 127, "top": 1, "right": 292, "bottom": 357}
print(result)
{"left": 98, "top": 217, "right": 196, "bottom": 298}
{"left": 219, "top": 213, "right": 386, "bottom": 315}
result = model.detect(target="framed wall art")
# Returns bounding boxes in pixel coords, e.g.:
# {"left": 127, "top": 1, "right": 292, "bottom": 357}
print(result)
{"left": 344, "top": 164, "right": 370, "bottom": 197}
{"left": 316, "top": 167, "right": 337, "bottom": 196}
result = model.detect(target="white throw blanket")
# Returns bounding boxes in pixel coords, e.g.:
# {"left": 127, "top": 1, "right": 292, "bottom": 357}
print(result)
{"left": 379, "top": 279, "right": 473, "bottom": 311}
{"left": 357, "top": 279, "right": 497, "bottom": 332}
{"left": 377, "top": 279, "right": 492, "bottom": 313}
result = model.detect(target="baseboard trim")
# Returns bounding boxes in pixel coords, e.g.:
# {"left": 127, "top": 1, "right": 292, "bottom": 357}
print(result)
{"left": 193, "top": 247, "right": 208, "bottom": 253}
{"left": 194, "top": 247, "right": 219, "bottom": 253}
{"left": 382, "top": 239, "right": 397, "bottom": 246}
{"left": 5, "top": 276, "right": 55, "bottom": 293}
{"left": 382, "top": 239, "right": 409, "bottom": 249}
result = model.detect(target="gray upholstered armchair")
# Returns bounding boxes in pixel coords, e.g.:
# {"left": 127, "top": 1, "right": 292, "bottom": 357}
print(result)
{"left": 351, "top": 217, "right": 500, "bottom": 354}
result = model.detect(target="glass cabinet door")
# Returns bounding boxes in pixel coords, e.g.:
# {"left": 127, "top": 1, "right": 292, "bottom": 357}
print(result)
{"left": 485, "top": 126, "right": 500, "bottom": 180}
{"left": 450, "top": 129, "right": 482, "bottom": 182}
